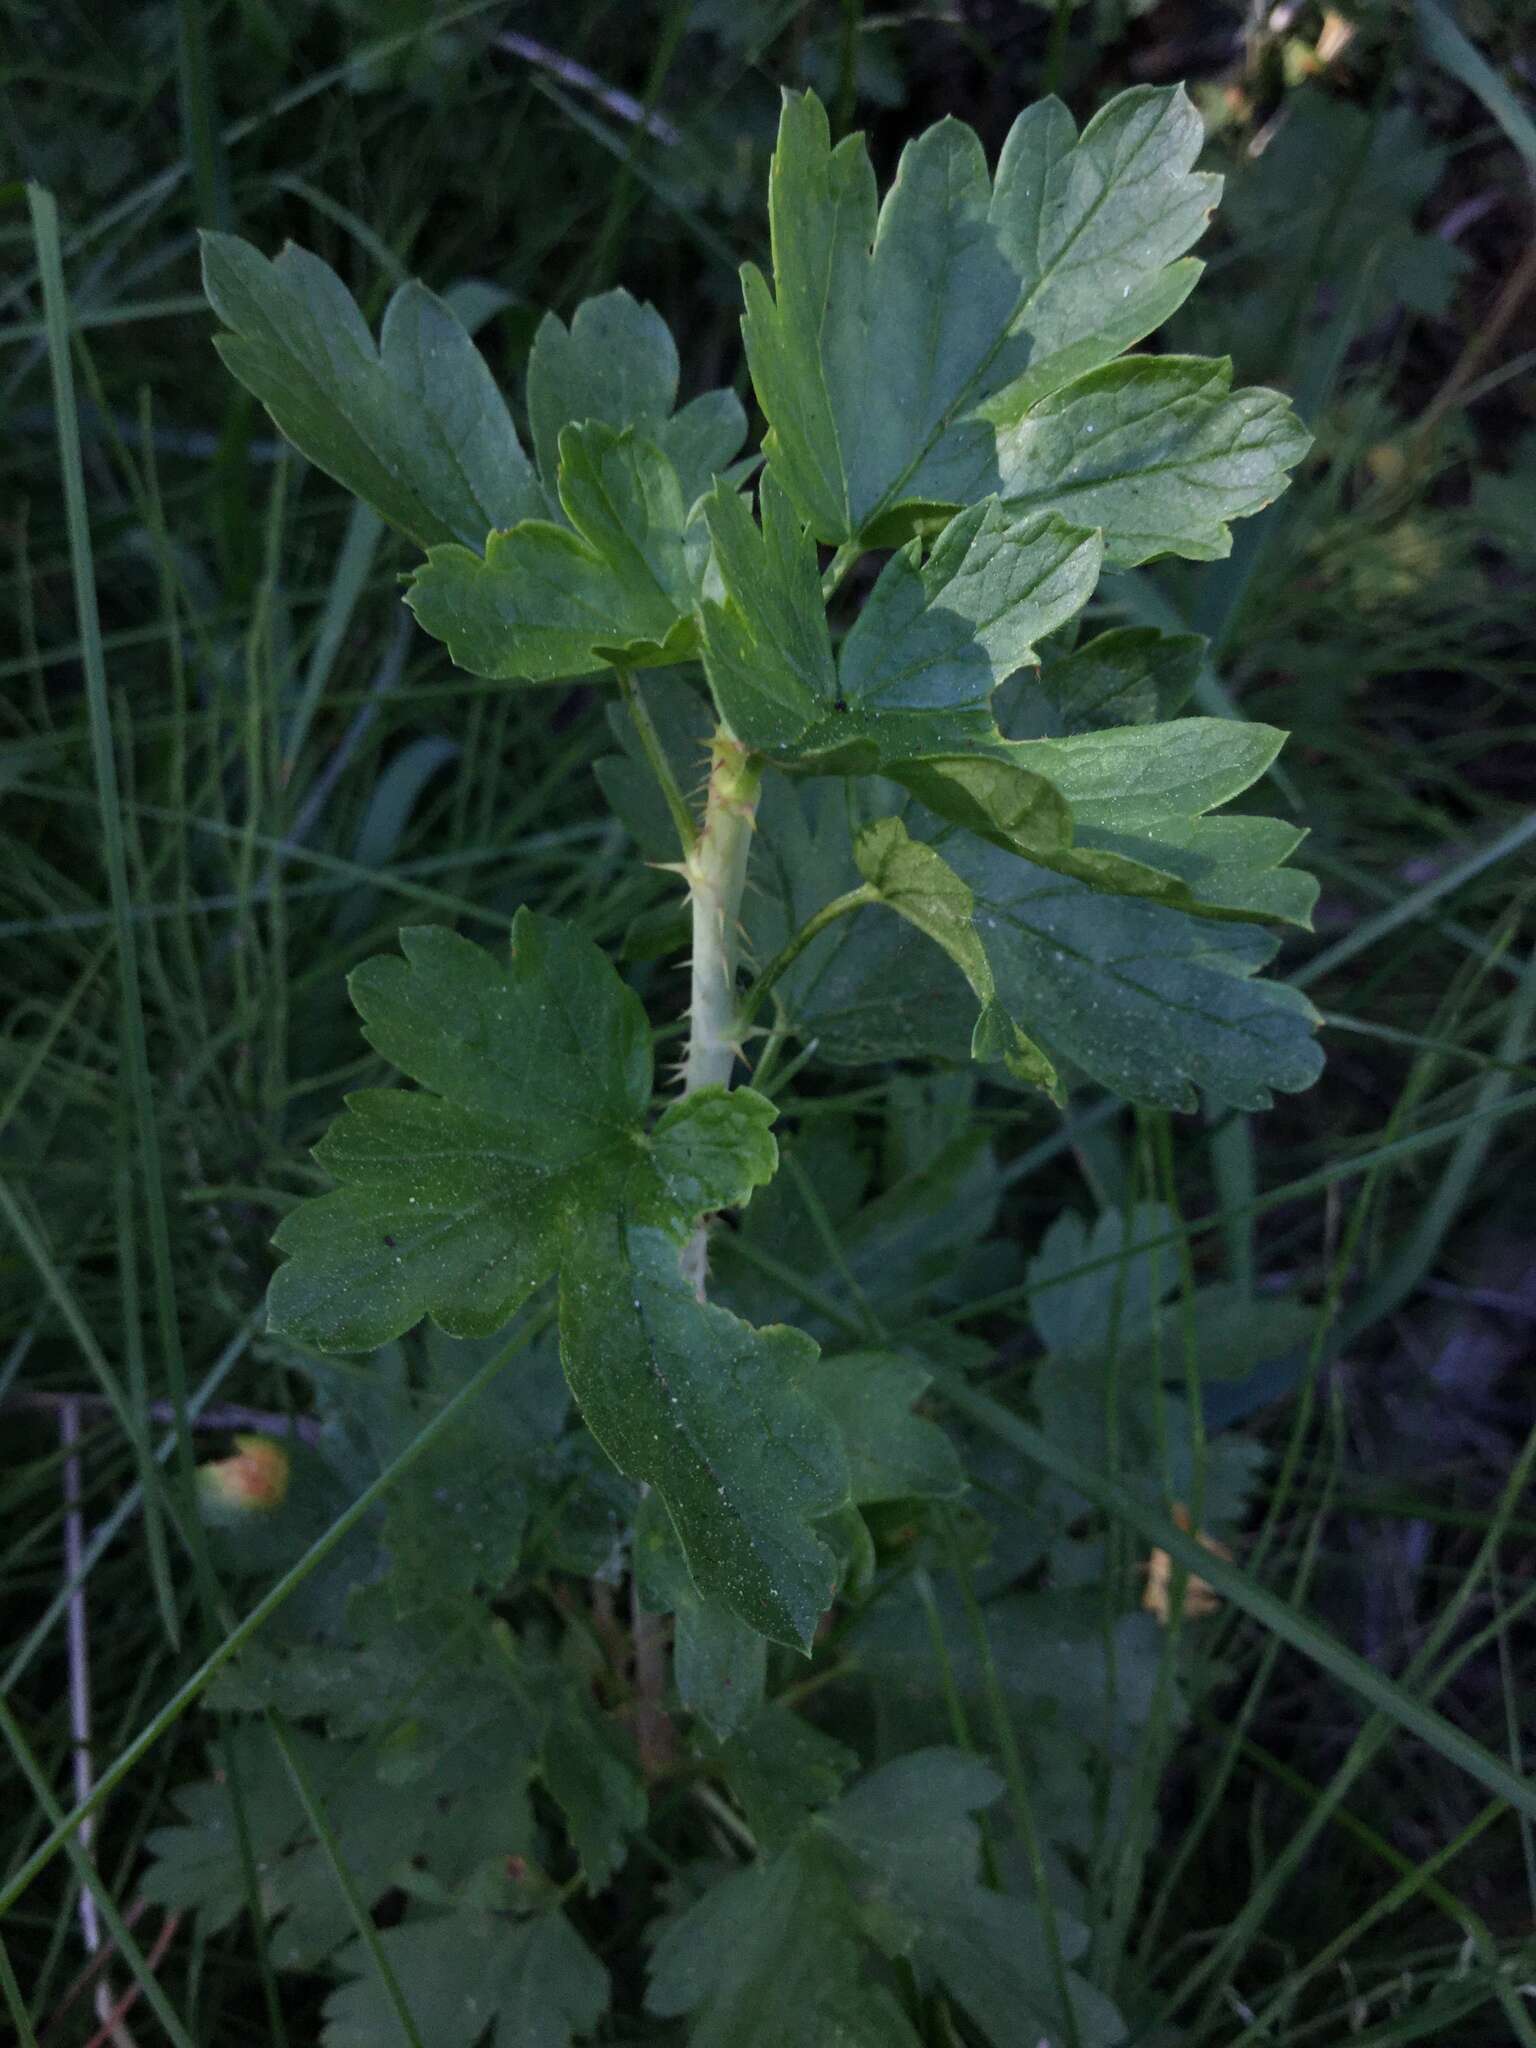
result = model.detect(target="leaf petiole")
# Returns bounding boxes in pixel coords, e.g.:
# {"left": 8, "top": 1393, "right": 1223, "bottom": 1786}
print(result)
{"left": 819, "top": 538, "right": 863, "bottom": 601}
{"left": 616, "top": 666, "right": 699, "bottom": 858}
{"left": 739, "top": 885, "right": 879, "bottom": 1039}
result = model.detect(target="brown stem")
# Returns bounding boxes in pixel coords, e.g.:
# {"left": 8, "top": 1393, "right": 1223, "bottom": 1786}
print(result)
{"left": 77, "top": 1914, "right": 179, "bottom": 2048}
{"left": 630, "top": 1568, "right": 675, "bottom": 1780}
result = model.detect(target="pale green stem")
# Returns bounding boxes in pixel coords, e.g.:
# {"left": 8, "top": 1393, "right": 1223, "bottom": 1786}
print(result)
{"left": 679, "top": 729, "right": 763, "bottom": 1296}
{"left": 682, "top": 733, "right": 763, "bottom": 1098}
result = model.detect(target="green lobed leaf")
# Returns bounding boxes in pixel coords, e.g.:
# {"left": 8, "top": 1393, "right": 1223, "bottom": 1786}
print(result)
{"left": 268, "top": 912, "right": 846, "bottom": 1647}
{"left": 851, "top": 812, "right": 1060, "bottom": 1093}
{"left": 141, "top": 1725, "right": 314, "bottom": 1938}
{"left": 1027, "top": 1205, "right": 1176, "bottom": 1361}
{"left": 323, "top": 1907, "right": 607, "bottom": 2048}
{"left": 635, "top": 1490, "right": 767, "bottom": 1740}
{"left": 213, "top": 1581, "right": 525, "bottom": 1757}
{"left": 898, "top": 719, "right": 1318, "bottom": 926}
{"left": 141, "top": 1706, "right": 540, "bottom": 1973}
{"left": 850, "top": 1579, "right": 1167, "bottom": 1871}
{"left": 854, "top": 815, "right": 1322, "bottom": 1109}
{"left": 996, "top": 624, "right": 1204, "bottom": 739}
{"left": 269, "top": 916, "right": 649, "bottom": 1349}
{"left": 200, "top": 233, "right": 544, "bottom": 549}
{"left": 700, "top": 477, "right": 1101, "bottom": 767}
{"left": 715, "top": 1706, "right": 859, "bottom": 1851}
{"left": 540, "top": 1698, "right": 647, "bottom": 1892}
{"left": 742, "top": 84, "right": 1223, "bottom": 545}
{"left": 994, "top": 354, "right": 1312, "bottom": 568}
{"left": 560, "top": 1217, "right": 845, "bottom": 1648}
{"left": 917, "top": 1888, "right": 1129, "bottom": 2048}
{"left": 817, "top": 1748, "right": 1004, "bottom": 1906}
{"left": 1033, "top": 1358, "right": 1269, "bottom": 1531}
{"left": 651, "top": 1747, "right": 1124, "bottom": 2047}
{"left": 802, "top": 1351, "right": 966, "bottom": 1505}
{"left": 527, "top": 286, "right": 747, "bottom": 510}
{"left": 405, "top": 423, "right": 701, "bottom": 681}
{"left": 647, "top": 1841, "right": 924, "bottom": 2048}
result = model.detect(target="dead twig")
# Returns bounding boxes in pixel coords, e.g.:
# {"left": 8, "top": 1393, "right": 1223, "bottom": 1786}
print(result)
{"left": 77, "top": 1915, "right": 180, "bottom": 2048}
{"left": 59, "top": 1399, "right": 137, "bottom": 2047}
{"left": 39, "top": 1902, "right": 148, "bottom": 2044}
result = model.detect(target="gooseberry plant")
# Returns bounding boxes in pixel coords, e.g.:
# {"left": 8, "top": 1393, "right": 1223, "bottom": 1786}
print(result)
{"left": 159, "top": 82, "right": 1323, "bottom": 2044}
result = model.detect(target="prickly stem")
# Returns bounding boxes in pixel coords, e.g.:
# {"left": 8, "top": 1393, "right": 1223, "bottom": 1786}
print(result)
{"left": 679, "top": 729, "right": 763, "bottom": 1298}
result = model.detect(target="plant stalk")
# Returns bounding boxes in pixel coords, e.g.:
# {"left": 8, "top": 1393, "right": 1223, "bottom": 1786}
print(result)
{"left": 679, "top": 728, "right": 763, "bottom": 1296}
{"left": 682, "top": 731, "right": 762, "bottom": 1099}
{"left": 737, "top": 884, "right": 875, "bottom": 1038}
{"left": 616, "top": 668, "right": 698, "bottom": 857}
{"left": 635, "top": 729, "right": 763, "bottom": 1743}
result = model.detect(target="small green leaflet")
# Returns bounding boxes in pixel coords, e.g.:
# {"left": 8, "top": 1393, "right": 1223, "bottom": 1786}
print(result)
{"left": 742, "top": 83, "right": 1305, "bottom": 553}
{"left": 323, "top": 1907, "right": 607, "bottom": 2048}
{"left": 993, "top": 355, "right": 1312, "bottom": 568}
{"left": 636, "top": 1490, "right": 767, "bottom": 1741}
{"left": 803, "top": 1351, "right": 965, "bottom": 1505}
{"left": 201, "top": 242, "right": 742, "bottom": 553}
{"left": 715, "top": 1706, "right": 858, "bottom": 1851}
{"left": 699, "top": 476, "right": 1101, "bottom": 766}
{"left": 267, "top": 912, "right": 847, "bottom": 1647}
{"left": 900, "top": 719, "right": 1318, "bottom": 926}
{"left": 526, "top": 288, "right": 747, "bottom": 513}
{"left": 845, "top": 817, "right": 1058, "bottom": 1090}
{"left": 1026, "top": 1205, "right": 1177, "bottom": 1362}
{"left": 853, "top": 816, "right": 1322, "bottom": 1109}
{"left": 997, "top": 625, "right": 1203, "bottom": 739}
{"left": 200, "top": 232, "right": 544, "bottom": 550}
{"left": 540, "top": 1696, "right": 648, "bottom": 1891}
{"left": 406, "top": 423, "right": 703, "bottom": 681}
{"left": 646, "top": 1837, "right": 924, "bottom": 2048}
